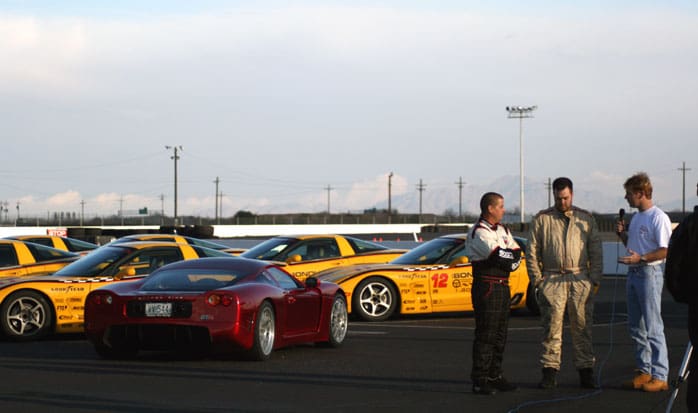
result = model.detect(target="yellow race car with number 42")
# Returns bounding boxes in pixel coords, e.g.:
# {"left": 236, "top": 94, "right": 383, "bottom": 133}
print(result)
{"left": 314, "top": 234, "right": 532, "bottom": 321}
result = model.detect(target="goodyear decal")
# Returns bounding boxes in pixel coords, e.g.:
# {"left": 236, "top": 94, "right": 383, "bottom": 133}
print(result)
{"left": 49, "top": 286, "right": 87, "bottom": 293}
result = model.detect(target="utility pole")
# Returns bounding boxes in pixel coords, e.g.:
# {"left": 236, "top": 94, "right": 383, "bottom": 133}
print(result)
{"left": 119, "top": 195, "right": 124, "bottom": 226}
{"left": 218, "top": 191, "right": 223, "bottom": 222}
{"left": 506, "top": 105, "right": 537, "bottom": 223}
{"left": 455, "top": 177, "right": 465, "bottom": 221}
{"left": 213, "top": 177, "right": 220, "bottom": 223}
{"left": 325, "top": 185, "right": 333, "bottom": 214}
{"left": 416, "top": 179, "right": 426, "bottom": 223}
{"left": 388, "top": 172, "right": 394, "bottom": 223}
{"left": 160, "top": 194, "right": 165, "bottom": 225}
{"left": 679, "top": 161, "right": 692, "bottom": 215}
{"left": 545, "top": 177, "right": 552, "bottom": 208}
{"left": 165, "top": 145, "right": 183, "bottom": 226}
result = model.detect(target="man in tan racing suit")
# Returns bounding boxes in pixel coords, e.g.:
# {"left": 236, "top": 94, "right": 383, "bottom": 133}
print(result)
{"left": 526, "top": 177, "right": 603, "bottom": 389}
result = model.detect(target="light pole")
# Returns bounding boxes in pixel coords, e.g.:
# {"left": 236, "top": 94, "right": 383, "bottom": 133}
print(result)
{"left": 165, "top": 145, "right": 183, "bottom": 226}
{"left": 388, "top": 172, "right": 393, "bottom": 223}
{"left": 506, "top": 105, "right": 537, "bottom": 224}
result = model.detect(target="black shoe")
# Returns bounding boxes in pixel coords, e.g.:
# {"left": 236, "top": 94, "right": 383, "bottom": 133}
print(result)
{"left": 490, "top": 376, "right": 518, "bottom": 392}
{"left": 472, "top": 378, "right": 497, "bottom": 395}
{"left": 579, "top": 368, "right": 598, "bottom": 389}
{"left": 539, "top": 367, "right": 558, "bottom": 389}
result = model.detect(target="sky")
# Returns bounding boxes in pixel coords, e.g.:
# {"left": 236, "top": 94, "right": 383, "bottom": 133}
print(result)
{"left": 1, "top": 1, "right": 697, "bottom": 220}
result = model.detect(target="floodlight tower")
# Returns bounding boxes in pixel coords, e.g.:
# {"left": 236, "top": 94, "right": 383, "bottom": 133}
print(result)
{"left": 506, "top": 105, "right": 537, "bottom": 224}
{"left": 165, "top": 145, "right": 183, "bottom": 226}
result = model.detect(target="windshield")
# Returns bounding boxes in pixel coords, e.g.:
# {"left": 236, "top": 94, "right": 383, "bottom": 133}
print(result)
{"left": 241, "top": 237, "right": 298, "bottom": 261}
{"left": 53, "top": 246, "right": 133, "bottom": 277}
{"left": 184, "top": 237, "right": 232, "bottom": 251}
{"left": 390, "top": 238, "right": 465, "bottom": 265}
{"left": 141, "top": 268, "right": 241, "bottom": 291}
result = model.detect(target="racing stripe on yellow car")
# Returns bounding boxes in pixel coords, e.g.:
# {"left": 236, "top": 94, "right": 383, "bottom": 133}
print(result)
{"left": 61, "top": 277, "right": 115, "bottom": 283}
{"left": 403, "top": 265, "right": 449, "bottom": 271}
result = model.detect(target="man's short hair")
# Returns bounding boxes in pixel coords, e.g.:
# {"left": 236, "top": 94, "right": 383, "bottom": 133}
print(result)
{"left": 624, "top": 172, "right": 653, "bottom": 199}
{"left": 480, "top": 192, "right": 503, "bottom": 214}
{"left": 552, "top": 177, "right": 573, "bottom": 192}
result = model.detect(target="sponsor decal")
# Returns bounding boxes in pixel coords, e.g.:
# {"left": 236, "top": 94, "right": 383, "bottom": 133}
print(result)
{"left": 400, "top": 289, "right": 411, "bottom": 295}
{"left": 56, "top": 305, "right": 68, "bottom": 311}
{"left": 293, "top": 271, "right": 316, "bottom": 278}
{"left": 72, "top": 306, "right": 84, "bottom": 311}
{"left": 453, "top": 280, "right": 461, "bottom": 288}
{"left": 58, "top": 315, "right": 72, "bottom": 320}
{"left": 403, "top": 300, "right": 415, "bottom": 304}
{"left": 397, "top": 273, "right": 428, "bottom": 280}
{"left": 50, "top": 286, "right": 86, "bottom": 293}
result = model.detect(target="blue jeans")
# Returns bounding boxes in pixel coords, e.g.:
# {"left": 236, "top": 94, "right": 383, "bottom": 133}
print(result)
{"left": 626, "top": 265, "right": 669, "bottom": 381}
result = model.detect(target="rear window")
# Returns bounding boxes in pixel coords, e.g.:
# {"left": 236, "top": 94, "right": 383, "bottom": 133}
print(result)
{"left": 24, "top": 242, "right": 78, "bottom": 262}
{"left": 345, "top": 236, "right": 388, "bottom": 253}
{"left": 141, "top": 268, "right": 241, "bottom": 291}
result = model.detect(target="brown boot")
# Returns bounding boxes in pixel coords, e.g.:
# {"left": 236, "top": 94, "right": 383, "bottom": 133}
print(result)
{"left": 623, "top": 370, "right": 651, "bottom": 390}
{"left": 641, "top": 378, "right": 669, "bottom": 392}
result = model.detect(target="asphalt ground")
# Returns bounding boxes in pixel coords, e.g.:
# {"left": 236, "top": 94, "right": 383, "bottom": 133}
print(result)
{"left": 0, "top": 276, "right": 691, "bottom": 413}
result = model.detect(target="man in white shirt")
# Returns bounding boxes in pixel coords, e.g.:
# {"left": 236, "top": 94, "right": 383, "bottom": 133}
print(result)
{"left": 617, "top": 172, "right": 672, "bottom": 392}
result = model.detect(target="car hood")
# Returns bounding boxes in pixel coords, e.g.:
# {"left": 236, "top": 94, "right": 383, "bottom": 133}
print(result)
{"left": 315, "top": 263, "right": 405, "bottom": 284}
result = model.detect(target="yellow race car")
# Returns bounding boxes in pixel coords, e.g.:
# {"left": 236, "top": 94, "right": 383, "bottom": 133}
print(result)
{"left": 4, "top": 235, "right": 99, "bottom": 256}
{"left": 0, "top": 241, "right": 232, "bottom": 341}
{"left": 110, "top": 233, "right": 245, "bottom": 255}
{"left": 240, "top": 234, "right": 408, "bottom": 281}
{"left": 0, "top": 239, "right": 80, "bottom": 278}
{"left": 315, "top": 234, "right": 532, "bottom": 321}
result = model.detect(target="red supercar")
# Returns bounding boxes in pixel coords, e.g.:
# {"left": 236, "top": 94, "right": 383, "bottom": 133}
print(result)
{"left": 84, "top": 257, "right": 348, "bottom": 360}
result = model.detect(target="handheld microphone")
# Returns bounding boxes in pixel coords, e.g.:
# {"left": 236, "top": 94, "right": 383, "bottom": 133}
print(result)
{"left": 619, "top": 208, "right": 625, "bottom": 220}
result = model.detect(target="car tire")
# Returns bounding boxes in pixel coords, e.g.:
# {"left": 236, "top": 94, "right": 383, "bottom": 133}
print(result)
{"left": 248, "top": 301, "right": 275, "bottom": 361}
{"left": 323, "top": 294, "right": 348, "bottom": 347}
{"left": 0, "top": 290, "right": 54, "bottom": 341}
{"left": 526, "top": 283, "right": 541, "bottom": 315}
{"left": 353, "top": 277, "right": 398, "bottom": 322}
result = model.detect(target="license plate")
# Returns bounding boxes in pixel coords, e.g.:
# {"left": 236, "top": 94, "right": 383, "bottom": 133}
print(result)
{"left": 145, "top": 302, "right": 172, "bottom": 317}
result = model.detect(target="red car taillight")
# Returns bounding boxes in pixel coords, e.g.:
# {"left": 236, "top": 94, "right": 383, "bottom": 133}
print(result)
{"left": 91, "top": 293, "right": 113, "bottom": 305}
{"left": 206, "top": 293, "right": 236, "bottom": 307}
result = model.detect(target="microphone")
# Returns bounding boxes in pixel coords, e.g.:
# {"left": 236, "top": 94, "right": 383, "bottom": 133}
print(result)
{"left": 617, "top": 208, "right": 626, "bottom": 235}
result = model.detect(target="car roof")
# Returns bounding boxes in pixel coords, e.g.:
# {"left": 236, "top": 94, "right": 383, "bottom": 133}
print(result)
{"left": 158, "top": 256, "right": 273, "bottom": 273}
{"left": 106, "top": 240, "right": 192, "bottom": 249}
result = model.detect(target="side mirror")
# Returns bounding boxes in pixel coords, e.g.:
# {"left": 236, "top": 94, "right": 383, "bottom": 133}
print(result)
{"left": 305, "top": 277, "right": 318, "bottom": 288}
{"left": 114, "top": 266, "right": 137, "bottom": 280}
{"left": 449, "top": 256, "right": 469, "bottom": 267}
{"left": 286, "top": 254, "right": 302, "bottom": 264}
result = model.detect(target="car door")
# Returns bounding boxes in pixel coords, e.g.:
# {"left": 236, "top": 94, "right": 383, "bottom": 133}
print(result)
{"left": 429, "top": 246, "right": 474, "bottom": 312}
{"left": 265, "top": 267, "right": 321, "bottom": 336}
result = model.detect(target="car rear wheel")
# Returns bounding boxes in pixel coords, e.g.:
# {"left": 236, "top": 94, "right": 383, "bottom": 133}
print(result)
{"left": 353, "top": 277, "right": 397, "bottom": 322}
{"left": 248, "top": 301, "right": 275, "bottom": 361}
{"left": 325, "top": 294, "right": 348, "bottom": 347}
{"left": 0, "top": 291, "right": 54, "bottom": 341}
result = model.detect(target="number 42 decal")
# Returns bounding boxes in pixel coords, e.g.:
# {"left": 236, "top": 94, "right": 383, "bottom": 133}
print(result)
{"left": 431, "top": 273, "right": 448, "bottom": 288}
